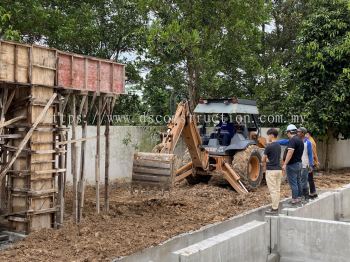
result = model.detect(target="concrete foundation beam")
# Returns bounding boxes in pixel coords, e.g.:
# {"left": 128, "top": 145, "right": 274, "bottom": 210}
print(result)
{"left": 281, "top": 192, "right": 335, "bottom": 220}
{"left": 278, "top": 216, "right": 350, "bottom": 262}
{"left": 172, "top": 220, "right": 268, "bottom": 262}
{"left": 337, "top": 184, "right": 350, "bottom": 220}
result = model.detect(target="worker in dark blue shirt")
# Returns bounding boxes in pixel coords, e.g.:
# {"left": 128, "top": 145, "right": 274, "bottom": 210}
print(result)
{"left": 216, "top": 114, "right": 235, "bottom": 145}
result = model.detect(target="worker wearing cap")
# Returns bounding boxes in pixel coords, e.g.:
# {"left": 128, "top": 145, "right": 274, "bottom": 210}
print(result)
{"left": 281, "top": 124, "right": 304, "bottom": 205}
{"left": 297, "top": 127, "right": 313, "bottom": 202}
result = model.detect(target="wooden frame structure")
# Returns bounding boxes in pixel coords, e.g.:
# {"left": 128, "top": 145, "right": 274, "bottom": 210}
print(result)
{"left": 0, "top": 40, "right": 125, "bottom": 233}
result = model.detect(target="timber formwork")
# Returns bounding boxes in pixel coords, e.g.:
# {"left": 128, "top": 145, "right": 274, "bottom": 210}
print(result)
{"left": 5, "top": 86, "right": 59, "bottom": 232}
{"left": 0, "top": 40, "right": 125, "bottom": 234}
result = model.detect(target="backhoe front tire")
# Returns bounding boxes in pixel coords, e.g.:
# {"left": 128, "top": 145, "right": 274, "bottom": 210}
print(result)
{"left": 232, "top": 145, "right": 263, "bottom": 189}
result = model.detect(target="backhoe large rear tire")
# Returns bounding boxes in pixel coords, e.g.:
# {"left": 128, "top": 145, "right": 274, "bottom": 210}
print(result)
{"left": 232, "top": 145, "right": 263, "bottom": 189}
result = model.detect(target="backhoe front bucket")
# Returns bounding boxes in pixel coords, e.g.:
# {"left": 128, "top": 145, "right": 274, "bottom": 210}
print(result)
{"left": 132, "top": 152, "right": 176, "bottom": 189}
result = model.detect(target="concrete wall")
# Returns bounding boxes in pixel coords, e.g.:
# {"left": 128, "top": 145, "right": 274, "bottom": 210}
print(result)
{"left": 281, "top": 192, "right": 336, "bottom": 221}
{"left": 65, "top": 126, "right": 350, "bottom": 184}
{"left": 65, "top": 126, "right": 161, "bottom": 184}
{"left": 317, "top": 137, "right": 350, "bottom": 169}
{"left": 277, "top": 216, "right": 350, "bottom": 262}
{"left": 172, "top": 221, "right": 268, "bottom": 262}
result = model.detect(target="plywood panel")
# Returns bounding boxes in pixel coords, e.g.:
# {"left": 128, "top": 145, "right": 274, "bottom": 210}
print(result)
{"left": 17, "top": 46, "right": 29, "bottom": 83}
{"left": 32, "top": 46, "right": 56, "bottom": 86}
{"left": 0, "top": 42, "right": 15, "bottom": 82}
{"left": 100, "top": 62, "right": 111, "bottom": 93}
{"left": 0, "top": 40, "right": 125, "bottom": 93}
{"left": 87, "top": 60, "right": 98, "bottom": 90}
{"left": 72, "top": 57, "right": 84, "bottom": 89}
{"left": 11, "top": 196, "right": 26, "bottom": 211}
{"left": 114, "top": 64, "right": 125, "bottom": 93}
{"left": 57, "top": 52, "right": 125, "bottom": 94}
{"left": 31, "top": 214, "right": 51, "bottom": 230}
{"left": 57, "top": 53, "right": 71, "bottom": 87}
{"left": 5, "top": 85, "right": 57, "bottom": 233}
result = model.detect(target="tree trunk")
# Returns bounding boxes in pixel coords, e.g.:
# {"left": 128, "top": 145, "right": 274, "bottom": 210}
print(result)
{"left": 324, "top": 128, "right": 332, "bottom": 174}
{"left": 187, "top": 61, "right": 199, "bottom": 111}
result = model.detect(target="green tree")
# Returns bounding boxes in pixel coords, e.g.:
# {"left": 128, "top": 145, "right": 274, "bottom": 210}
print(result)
{"left": 142, "top": 0, "right": 267, "bottom": 110}
{"left": 289, "top": 0, "right": 350, "bottom": 170}
{"left": 257, "top": 0, "right": 310, "bottom": 118}
{"left": 1, "top": 0, "right": 147, "bottom": 61}
{"left": 0, "top": 6, "right": 19, "bottom": 40}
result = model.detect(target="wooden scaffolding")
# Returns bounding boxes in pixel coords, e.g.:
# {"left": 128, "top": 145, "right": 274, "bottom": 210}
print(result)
{"left": 0, "top": 40, "right": 124, "bottom": 233}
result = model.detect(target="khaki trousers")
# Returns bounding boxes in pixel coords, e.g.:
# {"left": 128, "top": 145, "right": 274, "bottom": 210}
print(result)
{"left": 266, "top": 170, "right": 283, "bottom": 210}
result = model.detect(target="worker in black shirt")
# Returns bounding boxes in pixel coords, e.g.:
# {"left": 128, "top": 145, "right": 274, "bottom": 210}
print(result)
{"left": 262, "top": 128, "right": 282, "bottom": 214}
{"left": 282, "top": 124, "right": 304, "bottom": 206}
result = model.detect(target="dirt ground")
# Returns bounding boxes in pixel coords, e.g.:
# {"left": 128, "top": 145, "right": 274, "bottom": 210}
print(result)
{"left": 1, "top": 171, "right": 350, "bottom": 262}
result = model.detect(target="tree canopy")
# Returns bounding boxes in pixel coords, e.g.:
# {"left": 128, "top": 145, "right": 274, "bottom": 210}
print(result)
{"left": 0, "top": 0, "right": 349, "bottom": 138}
{"left": 290, "top": 0, "right": 350, "bottom": 138}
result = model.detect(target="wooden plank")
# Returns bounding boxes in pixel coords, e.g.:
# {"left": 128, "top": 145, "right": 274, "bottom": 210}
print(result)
{"left": 104, "top": 97, "right": 112, "bottom": 212}
{"left": 133, "top": 159, "right": 171, "bottom": 169}
{"left": 31, "top": 46, "right": 56, "bottom": 86}
{"left": 0, "top": 134, "right": 23, "bottom": 139}
{"left": 78, "top": 95, "right": 88, "bottom": 222}
{"left": 32, "top": 64, "right": 56, "bottom": 71}
{"left": 33, "top": 169, "right": 66, "bottom": 175}
{"left": 28, "top": 46, "right": 32, "bottom": 83}
{"left": 133, "top": 166, "right": 172, "bottom": 176}
{"left": 71, "top": 94, "right": 78, "bottom": 222}
{"left": 132, "top": 173, "right": 171, "bottom": 183}
{"left": 14, "top": 44, "right": 18, "bottom": 83}
{"left": 95, "top": 95, "right": 101, "bottom": 214}
{"left": 2, "top": 144, "right": 31, "bottom": 152}
{"left": 0, "top": 116, "right": 26, "bottom": 129}
{"left": 4, "top": 89, "right": 16, "bottom": 115}
{"left": 56, "top": 135, "right": 98, "bottom": 146}
{"left": 57, "top": 93, "right": 65, "bottom": 226}
{"left": 0, "top": 93, "right": 57, "bottom": 182}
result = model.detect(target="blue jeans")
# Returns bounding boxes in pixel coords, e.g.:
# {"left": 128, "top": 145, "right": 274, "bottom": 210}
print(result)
{"left": 286, "top": 162, "right": 302, "bottom": 200}
{"left": 301, "top": 168, "right": 310, "bottom": 198}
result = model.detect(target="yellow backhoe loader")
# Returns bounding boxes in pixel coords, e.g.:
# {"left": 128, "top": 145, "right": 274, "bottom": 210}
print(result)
{"left": 132, "top": 98, "right": 266, "bottom": 194}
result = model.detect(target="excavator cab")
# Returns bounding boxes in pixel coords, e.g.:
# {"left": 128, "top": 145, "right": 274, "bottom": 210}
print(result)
{"left": 193, "top": 98, "right": 265, "bottom": 189}
{"left": 131, "top": 98, "right": 265, "bottom": 193}
{"left": 194, "top": 98, "right": 261, "bottom": 155}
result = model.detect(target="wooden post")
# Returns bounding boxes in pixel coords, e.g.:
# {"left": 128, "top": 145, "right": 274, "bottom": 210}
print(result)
{"left": 95, "top": 95, "right": 101, "bottom": 213}
{"left": 71, "top": 94, "right": 78, "bottom": 222}
{"left": 0, "top": 88, "right": 6, "bottom": 211}
{"left": 78, "top": 95, "right": 88, "bottom": 222}
{"left": 57, "top": 94, "right": 65, "bottom": 226}
{"left": 104, "top": 97, "right": 111, "bottom": 212}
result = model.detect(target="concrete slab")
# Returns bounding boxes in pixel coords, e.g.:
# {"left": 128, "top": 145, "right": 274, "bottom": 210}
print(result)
{"left": 281, "top": 192, "right": 335, "bottom": 220}
{"left": 172, "top": 220, "right": 268, "bottom": 262}
{"left": 265, "top": 215, "right": 279, "bottom": 254}
{"left": 338, "top": 184, "right": 350, "bottom": 219}
{"left": 267, "top": 253, "right": 280, "bottom": 262}
{"left": 278, "top": 216, "right": 350, "bottom": 262}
